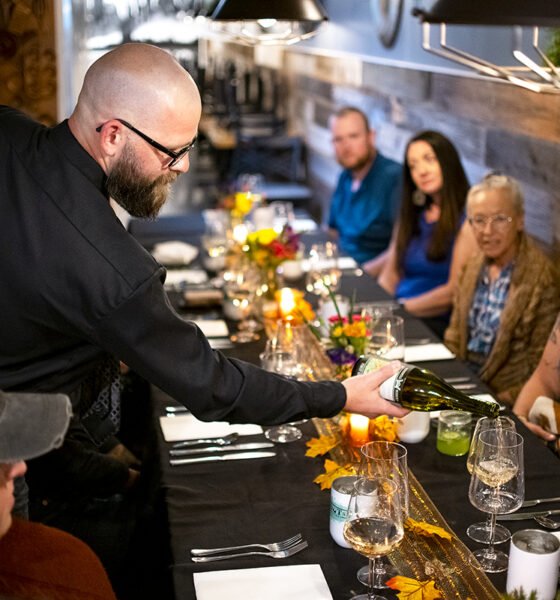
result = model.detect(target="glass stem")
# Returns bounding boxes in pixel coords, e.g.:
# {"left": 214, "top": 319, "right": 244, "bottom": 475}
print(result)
{"left": 487, "top": 511, "right": 497, "bottom": 557}
{"left": 368, "top": 557, "right": 376, "bottom": 599}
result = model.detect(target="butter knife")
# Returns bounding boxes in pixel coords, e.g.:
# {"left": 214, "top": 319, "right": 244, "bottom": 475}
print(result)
{"left": 170, "top": 451, "right": 276, "bottom": 466}
{"left": 522, "top": 496, "right": 560, "bottom": 508}
{"left": 497, "top": 509, "right": 560, "bottom": 521}
{"left": 170, "top": 442, "right": 274, "bottom": 456}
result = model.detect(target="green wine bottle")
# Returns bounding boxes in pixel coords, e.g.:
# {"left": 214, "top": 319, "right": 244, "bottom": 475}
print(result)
{"left": 352, "top": 357, "right": 499, "bottom": 419}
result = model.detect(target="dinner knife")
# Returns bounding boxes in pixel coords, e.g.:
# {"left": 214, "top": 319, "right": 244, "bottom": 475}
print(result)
{"left": 170, "top": 451, "right": 276, "bottom": 466}
{"left": 170, "top": 442, "right": 274, "bottom": 456}
{"left": 496, "top": 509, "right": 560, "bottom": 521}
{"left": 522, "top": 496, "right": 560, "bottom": 508}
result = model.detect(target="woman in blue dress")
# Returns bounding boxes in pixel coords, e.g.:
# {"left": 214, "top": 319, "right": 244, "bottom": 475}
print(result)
{"left": 378, "top": 131, "right": 478, "bottom": 336}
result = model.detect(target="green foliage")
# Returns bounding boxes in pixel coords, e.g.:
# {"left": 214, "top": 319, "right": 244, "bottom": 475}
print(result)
{"left": 547, "top": 28, "right": 560, "bottom": 66}
{"left": 501, "top": 589, "right": 559, "bottom": 600}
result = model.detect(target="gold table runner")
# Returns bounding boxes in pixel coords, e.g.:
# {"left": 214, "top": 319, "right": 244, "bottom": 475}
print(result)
{"left": 313, "top": 418, "right": 501, "bottom": 600}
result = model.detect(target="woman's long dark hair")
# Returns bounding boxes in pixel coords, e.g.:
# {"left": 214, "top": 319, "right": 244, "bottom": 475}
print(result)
{"left": 395, "top": 131, "right": 469, "bottom": 270}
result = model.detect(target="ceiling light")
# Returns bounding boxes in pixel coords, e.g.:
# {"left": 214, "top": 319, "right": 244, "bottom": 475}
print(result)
{"left": 413, "top": 0, "right": 560, "bottom": 93}
{"left": 210, "top": 0, "right": 328, "bottom": 46}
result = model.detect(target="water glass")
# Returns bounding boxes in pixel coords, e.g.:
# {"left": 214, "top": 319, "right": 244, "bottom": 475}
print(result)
{"left": 370, "top": 315, "right": 405, "bottom": 360}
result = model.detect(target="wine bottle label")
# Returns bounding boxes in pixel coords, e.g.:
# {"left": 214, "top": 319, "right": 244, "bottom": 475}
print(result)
{"left": 391, "top": 366, "right": 414, "bottom": 404}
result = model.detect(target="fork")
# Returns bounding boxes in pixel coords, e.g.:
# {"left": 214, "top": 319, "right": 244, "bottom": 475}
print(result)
{"left": 190, "top": 533, "right": 302, "bottom": 556}
{"left": 191, "top": 540, "right": 308, "bottom": 562}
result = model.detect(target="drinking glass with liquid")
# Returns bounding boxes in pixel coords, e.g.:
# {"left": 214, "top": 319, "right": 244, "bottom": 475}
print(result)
{"left": 436, "top": 410, "right": 472, "bottom": 456}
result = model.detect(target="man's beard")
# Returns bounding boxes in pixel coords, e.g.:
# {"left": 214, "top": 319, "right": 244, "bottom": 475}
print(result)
{"left": 106, "top": 143, "right": 177, "bottom": 219}
{"left": 339, "top": 146, "right": 375, "bottom": 172}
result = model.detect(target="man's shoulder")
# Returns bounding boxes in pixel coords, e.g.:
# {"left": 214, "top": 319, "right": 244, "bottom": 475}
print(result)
{"left": 374, "top": 152, "right": 401, "bottom": 176}
{"left": 0, "top": 105, "right": 43, "bottom": 141}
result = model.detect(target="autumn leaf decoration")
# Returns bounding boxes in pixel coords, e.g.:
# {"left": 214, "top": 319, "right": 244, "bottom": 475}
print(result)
{"left": 405, "top": 518, "right": 453, "bottom": 541}
{"left": 305, "top": 434, "right": 339, "bottom": 457}
{"left": 370, "top": 415, "right": 398, "bottom": 442}
{"left": 386, "top": 576, "right": 443, "bottom": 599}
{"left": 313, "top": 459, "right": 355, "bottom": 490}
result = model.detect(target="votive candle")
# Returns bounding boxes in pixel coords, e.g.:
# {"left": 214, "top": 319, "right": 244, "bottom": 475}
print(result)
{"left": 349, "top": 414, "right": 370, "bottom": 447}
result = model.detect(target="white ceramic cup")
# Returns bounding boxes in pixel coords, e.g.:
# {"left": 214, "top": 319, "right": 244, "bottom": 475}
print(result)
{"left": 330, "top": 475, "right": 358, "bottom": 548}
{"left": 396, "top": 411, "right": 430, "bottom": 443}
{"left": 506, "top": 529, "right": 560, "bottom": 600}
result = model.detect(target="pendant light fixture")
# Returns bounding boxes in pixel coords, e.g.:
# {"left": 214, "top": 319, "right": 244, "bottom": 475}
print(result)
{"left": 210, "top": 0, "right": 328, "bottom": 46}
{"left": 413, "top": 0, "right": 560, "bottom": 93}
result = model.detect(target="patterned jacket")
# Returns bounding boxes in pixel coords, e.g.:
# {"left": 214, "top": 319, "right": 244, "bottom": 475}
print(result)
{"left": 444, "top": 234, "right": 560, "bottom": 405}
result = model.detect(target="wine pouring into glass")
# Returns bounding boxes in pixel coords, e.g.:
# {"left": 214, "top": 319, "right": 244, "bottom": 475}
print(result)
{"left": 466, "top": 416, "right": 517, "bottom": 545}
{"left": 468, "top": 428, "right": 524, "bottom": 573}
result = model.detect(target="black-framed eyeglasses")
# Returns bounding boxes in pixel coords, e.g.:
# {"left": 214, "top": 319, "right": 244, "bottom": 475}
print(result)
{"left": 95, "top": 118, "right": 197, "bottom": 168}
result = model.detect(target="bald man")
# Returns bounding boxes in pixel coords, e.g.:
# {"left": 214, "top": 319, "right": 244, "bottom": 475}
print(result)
{"left": 0, "top": 43, "right": 406, "bottom": 570}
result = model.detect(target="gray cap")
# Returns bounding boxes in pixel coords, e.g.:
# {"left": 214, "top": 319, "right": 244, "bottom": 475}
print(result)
{"left": 0, "top": 391, "right": 72, "bottom": 462}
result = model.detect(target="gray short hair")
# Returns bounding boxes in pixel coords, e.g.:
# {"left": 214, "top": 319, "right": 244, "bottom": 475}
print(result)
{"left": 467, "top": 173, "right": 525, "bottom": 215}
{"left": 330, "top": 106, "right": 370, "bottom": 132}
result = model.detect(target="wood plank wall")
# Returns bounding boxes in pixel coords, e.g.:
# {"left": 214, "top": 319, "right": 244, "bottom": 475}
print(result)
{"left": 203, "top": 39, "right": 560, "bottom": 258}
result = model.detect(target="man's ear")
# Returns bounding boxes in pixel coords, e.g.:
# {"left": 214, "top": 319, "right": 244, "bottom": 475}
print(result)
{"left": 97, "top": 121, "right": 125, "bottom": 158}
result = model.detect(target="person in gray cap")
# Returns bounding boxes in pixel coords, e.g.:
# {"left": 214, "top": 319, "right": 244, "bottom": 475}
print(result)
{"left": 0, "top": 390, "right": 117, "bottom": 599}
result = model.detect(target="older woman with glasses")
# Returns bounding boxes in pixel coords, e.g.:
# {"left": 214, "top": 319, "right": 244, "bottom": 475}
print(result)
{"left": 444, "top": 174, "right": 560, "bottom": 405}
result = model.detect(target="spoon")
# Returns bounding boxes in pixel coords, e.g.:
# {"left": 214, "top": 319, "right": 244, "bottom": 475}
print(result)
{"left": 534, "top": 514, "right": 560, "bottom": 530}
{"left": 171, "top": 433, "right": 239, "bottom": 449}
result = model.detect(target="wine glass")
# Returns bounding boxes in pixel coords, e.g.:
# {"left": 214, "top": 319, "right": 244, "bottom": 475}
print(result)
{"left": 223, "top": 263, "right": 262, "bottom": 343}
{"left": 356, "top": 441, "right": 409, "bottom": 588}
{"left": 468, "top": 428, "right": 524, "bottom": 573}
{"left": 344, "top": 477, "right": 404, "bottom": 600}
{"left": 369, "top": 315, "right": 405, "bottom": 361}
{"left": 466, "top": 416, "right": 517, "bottom": 545}
{"left": 305, "top": 242, "right": 341, "bottom": 297}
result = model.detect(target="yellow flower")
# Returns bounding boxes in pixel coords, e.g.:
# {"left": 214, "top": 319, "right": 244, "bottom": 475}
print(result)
{"left": 234, "top": 192, "right": 254, "bottom": 216}
{"left": 331, "top": 325, "right": 344, "bottom": 338}
{"left": 343, "top": 321, "right": 367, "bottom": 338}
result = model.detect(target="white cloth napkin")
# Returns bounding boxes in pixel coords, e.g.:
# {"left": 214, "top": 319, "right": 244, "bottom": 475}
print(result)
{"left": 159, "top": 413, "right": 262, "bottom": 442}
{"left": 192, "top": 319, "right": 229, "bottom": 338}
{"left": 405, "top": 343, "right": 455, "bottom": 363}
{"left": 193, "top": 565, "right": 333, "bottom": 600}
{"left": 164, "top": 269, "right": 208, "bottom": 288}
{"left": 301, "top": 256, "right": 357, "bottom": 272}
{"left": 152, "top": 241, "right": 198, "bottom": 265}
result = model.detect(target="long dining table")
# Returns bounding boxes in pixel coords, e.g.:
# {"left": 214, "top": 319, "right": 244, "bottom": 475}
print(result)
{"left": 134, "top": 219, "right": 560, "bottom": 599}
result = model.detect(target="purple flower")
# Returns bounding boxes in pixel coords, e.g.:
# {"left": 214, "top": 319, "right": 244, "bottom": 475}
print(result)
{"left": 326, "top": 347, "right": 357, "bottom": 366}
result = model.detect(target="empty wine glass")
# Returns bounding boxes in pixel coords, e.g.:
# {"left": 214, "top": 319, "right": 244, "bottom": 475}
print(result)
{"left": 356, "top": 442, "right": 409, "bottom": 588}
{"left": 466, "top": 415, "right": 517, "bottom": 545}
{"left": 223, "top": 264, "right": 262, "bottom": 343}
{"left": 468, "top": 428, "right": 524, "bottom": 573}
{"left": 369, "top": 315, "right": 405, "bottom": 361}
{"left": 305, "top": 242, "right": 341, "bottom": 297}
{"left": 344, "top": 477, "right": 404, "bottom": 600}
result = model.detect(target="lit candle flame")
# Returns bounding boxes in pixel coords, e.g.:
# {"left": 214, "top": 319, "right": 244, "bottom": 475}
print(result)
{"left": 349, "top": 414, "right": 370, "bottom": 447}
{"left": 279, "top": 287, "right": 296, "bottom": 320}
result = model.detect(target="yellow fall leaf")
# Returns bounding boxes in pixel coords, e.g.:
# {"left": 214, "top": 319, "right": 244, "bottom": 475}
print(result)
{"left": 305, "top": 434, "right": 339, "bottom": 457}
{"left": 405, "top": 518, "right": 453, "bottom": 541}
{"left": 386, "top": 576, "right": 443, "bottom": 600}
{"left": 313, "top": 459, "right": 355, "bottom": 490}
{"left": 370, "top": 415, "right": 398, "bottom": 442}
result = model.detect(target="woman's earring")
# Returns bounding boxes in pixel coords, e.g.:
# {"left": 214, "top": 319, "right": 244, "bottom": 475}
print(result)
{"left": 412, "top": 189, "right": 426, "bottom": 207}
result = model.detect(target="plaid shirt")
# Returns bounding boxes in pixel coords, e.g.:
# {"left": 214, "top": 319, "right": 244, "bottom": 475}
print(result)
{"left": 467, "top": 262, "right": 514, "bottom": 357}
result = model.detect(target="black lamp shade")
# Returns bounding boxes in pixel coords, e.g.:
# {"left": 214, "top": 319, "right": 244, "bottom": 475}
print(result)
{"left": 211, "top": 0, "right": 328, "bottom": 22}
{"left": 414, "top": 0, "right": 560, "bottom": 28}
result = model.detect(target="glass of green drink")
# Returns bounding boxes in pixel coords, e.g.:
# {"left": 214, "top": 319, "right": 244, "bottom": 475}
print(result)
{"left": 436, "top": 410, "right": 472, "bottom": 456}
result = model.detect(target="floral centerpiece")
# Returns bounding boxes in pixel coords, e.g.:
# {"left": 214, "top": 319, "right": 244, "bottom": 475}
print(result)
{"left": 321, "top": 289, "right": 372, "bottom": 380}
{"left": 245, "top": 225, "right": 300, "bottom": 298}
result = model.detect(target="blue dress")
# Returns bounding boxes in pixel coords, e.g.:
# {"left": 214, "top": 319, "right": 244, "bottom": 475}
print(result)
{"left": 396, "top": 212, "right": 457, "bottom": 300}
{"left": 328, "top": 153, "right": 401, "bottom": 265}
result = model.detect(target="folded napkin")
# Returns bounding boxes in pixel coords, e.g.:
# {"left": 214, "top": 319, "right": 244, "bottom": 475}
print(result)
{"left": 301, "top": 256, "right": 357, "bottom": 272}
{"left": 164, "top": 269, "right": 208, "bottom": 288}
{"left": 152, "top": 241, "right": 198, "bottom": 265}
{"left": 405, "top": 343, "right": 455, "bottom": 363}
{"left": 159, "top": 413, "right": 262, "bottom": 442}
{"left": 192, "top": 319, "right": 229, "bottom": 338}
{"left": 194, "top": 565, "right": 333, "bottom": 600}
{"left": 292, "top": 217, "right": 318, "bottom": 233}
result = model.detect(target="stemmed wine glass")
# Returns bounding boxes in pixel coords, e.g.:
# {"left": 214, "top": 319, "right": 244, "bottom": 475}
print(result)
{"left": 369, "top": 316, "right": 405, "bottom": 361}
{"left": 344, "top": 477, "right": 405, "bottom": 600}
{"left": 466, "top": 416, "right": 517, "bottom": 545}
{"left": 305, "top": 242, "right": 341, "bottom": 297}
{"left": 356, "top": 441, "right": 409, "bottom": 588}
{"left": 223, "top": 263, "right": 262, "bottom": 343}
{"left": 468, "top": 428, "right": 524, "bottom": 573}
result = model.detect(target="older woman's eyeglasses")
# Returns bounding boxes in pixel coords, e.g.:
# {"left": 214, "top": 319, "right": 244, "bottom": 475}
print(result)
{"left": 468, "top": 214, "right": 513, "bottom": 232}
{"left": 95, "top": 119, "right": 197, "bottom": 168}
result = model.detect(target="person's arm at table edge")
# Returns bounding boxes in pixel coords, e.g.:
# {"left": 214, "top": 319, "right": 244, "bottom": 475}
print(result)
{"left": 400, "top": 220, "right": 478, "bottom": 318}
{"left": 513, "top": 313, "right": 560, "bottom": 442}
{"left": 362, "top": 248, "right": 389, "bottom": 278}
{"left": 377, "top": 230, "right": 399, "bottom": 294}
